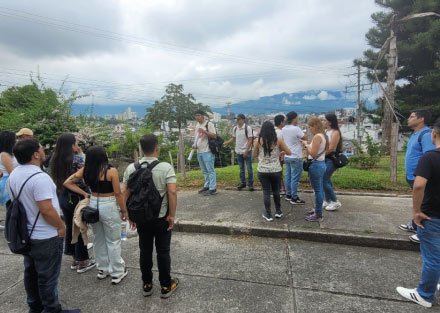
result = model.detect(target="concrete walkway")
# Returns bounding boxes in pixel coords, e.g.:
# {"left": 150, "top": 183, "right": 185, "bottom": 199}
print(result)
{"left": 174, "top": 189, "right": 417, "bottom": 251}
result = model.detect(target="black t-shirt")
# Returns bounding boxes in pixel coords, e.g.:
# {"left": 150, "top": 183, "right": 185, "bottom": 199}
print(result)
{"left": 414, "top": 148, "right": 440, "bottom": 218}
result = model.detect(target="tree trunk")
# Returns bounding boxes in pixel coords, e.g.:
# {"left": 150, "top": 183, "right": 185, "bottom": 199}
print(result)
{"left": 178, "top": 130, "right": 186, "bottom": 180}
{"left": 383, "top": 33, "right": 397, "bottom": 155}
{"left": 390, "top": 122, "right": 399, "bottom": 184}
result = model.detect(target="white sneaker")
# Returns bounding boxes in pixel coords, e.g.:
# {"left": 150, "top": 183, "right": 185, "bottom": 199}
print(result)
{"left": 396, "top": 287, "right": 432, "bottom": 308}
{"left": 97, "top": 270, "right": 109, "bottom": 280}
{"left": 323, "top": 201, "right": 329, "bottom": 208}
{"left": 325, "top": 201, "right": 341, "bottom": 211}
{"left": 111, "top": 269, "right": 128, "bottom": 285}
{"left": 409, "top": 234, "right": 420, "bottom": 244}
{"left": 87, "top": 243, "right": 94, "bottom": 249}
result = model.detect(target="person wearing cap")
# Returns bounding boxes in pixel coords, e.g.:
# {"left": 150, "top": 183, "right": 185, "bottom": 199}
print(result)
{"left": 282, "top": 111, "right": 307, "bottom": 205}
{"left": 16, "top": 128, "right": 34, "bottom": 141}
{"left": 223, "top": 114, "right": 254, "bottom": 191}
{"left": 192, "top": 110, "right": 217, "bottom": 196}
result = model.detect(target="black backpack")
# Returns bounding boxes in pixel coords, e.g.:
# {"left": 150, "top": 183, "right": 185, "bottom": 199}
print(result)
{"left": 5, "top": 172, "right": 42, "bottom": 254}
{"left": 126, "top": 161, "right": 164, "bottom": 224}
{"left": 206, "top": 121, "right": 224, "bottom": 155}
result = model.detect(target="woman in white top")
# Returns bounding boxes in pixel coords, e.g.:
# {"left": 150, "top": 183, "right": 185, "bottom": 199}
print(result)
{"left": 0, "top": 131, "right": 18, "bottom": 205}
{"left": 323, "top": 113, "right": 343, "bottom": 211}
{"left": 253, "top": 121, "right": 291, "bottom": 221}
{"left": 301, "top": 118, "right": 328, "bottom": 222}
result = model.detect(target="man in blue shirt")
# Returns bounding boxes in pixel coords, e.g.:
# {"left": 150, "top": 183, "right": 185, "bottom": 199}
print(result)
{"left": 399, "top": 110, "right": 436, "bottom": 243}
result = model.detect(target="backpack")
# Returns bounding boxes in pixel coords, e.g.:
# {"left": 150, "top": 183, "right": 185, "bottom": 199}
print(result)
{"left": 206, "top": 121, "right": 224, "bottom": 155}
{"left": 5, "top": 172, "right": 42, "bottom": 254}
{"left": 417, "top": 129, "right": 431, "bottom": 150}
{"left": 126, "top": 161, "right": 164, "bottom": 224}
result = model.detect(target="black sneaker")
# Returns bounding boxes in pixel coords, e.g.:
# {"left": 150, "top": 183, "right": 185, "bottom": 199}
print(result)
{"left": 198, "top": 187, "right": 209, "bottom": 194}
{"left": 274, "top": 210, "right": 283, "bottom": 218}
{"left": 237, "top": 183, "right": 246, "bottom": 190}
{"left": 143, "top": 283, "right": 153, "bottom": 297}
{"left": 161, "top": 278, "right": 180, "bottom": 299}
{"left": 285, "top": 195, "right": 292, "bottom": 201}
{"left": 204, "top": 189, "right": 217, "bottom": 196}
{"left": 290, "top": 198, "right": 305, "bottom": 205}
{"left": 399, "top": 222, "right": 416, "bottom": 233}
{"left": 248, "top": 186, "right": 254, "bottom": 191}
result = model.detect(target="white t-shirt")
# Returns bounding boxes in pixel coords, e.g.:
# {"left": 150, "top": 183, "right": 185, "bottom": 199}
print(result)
{"left": 0, "top": 152, "right": 19, "bottom": 175}
{"left": 233, "top": 124, "right": 253, "bottom": 154}
{"left": 7, "top": 164, "right": 60, "bottom": 240}
{"left": 196, "top": 120, "right": 217, "bottom": 153}
{"left": 282, "top": 125, "right": 304, "bottom": 159}
{"left": 275, "top": 127, "right": 283, "bottom": 139}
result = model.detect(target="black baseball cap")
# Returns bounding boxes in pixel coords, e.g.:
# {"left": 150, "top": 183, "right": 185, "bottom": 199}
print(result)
{"left": 235, "top": 113, "right": 245, "bottom": 120}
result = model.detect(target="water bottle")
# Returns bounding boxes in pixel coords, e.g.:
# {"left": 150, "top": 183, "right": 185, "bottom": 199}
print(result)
{"left": 121, "top": 221, "right": 128, "bottom": 241}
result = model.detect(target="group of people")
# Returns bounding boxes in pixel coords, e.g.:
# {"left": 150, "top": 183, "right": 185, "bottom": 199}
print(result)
{"left": 0, "top": 130, "right": 179, "bottom": 312}
{"left": 195, "top": 110, "right": 344, "bottom": 222}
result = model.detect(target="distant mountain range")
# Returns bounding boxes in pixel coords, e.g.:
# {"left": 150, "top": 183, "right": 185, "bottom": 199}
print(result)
{"left": 72, "top": 90, "right": 374, "bottom": 117}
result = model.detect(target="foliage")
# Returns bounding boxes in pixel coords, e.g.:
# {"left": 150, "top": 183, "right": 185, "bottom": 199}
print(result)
{"left": 356, "top": 0, "right": 440, "bottom": 123}
{"left": 145, "top": 83, "right": 210, "bottom": 130}
{"left": 0, "top": 77, "right": 83, "bottom": 146}
{"left": 350, "top": 132, "right": 385, "bottom": 169}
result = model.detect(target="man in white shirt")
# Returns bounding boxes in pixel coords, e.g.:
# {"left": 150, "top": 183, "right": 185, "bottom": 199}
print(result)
{"left": 7, "top": 138, "right": 79, "bottom": 313}
{"left": 192, "top": 110, "right": 217, "bottom": 196}
{"left": 282, "top": 111, "right": 307, "bottom": 205}
{"left": 223, "top": 114, "right": 254, "bottom": 191}
{"left": 274, "top": 114, "right": 286, "bottom": 195}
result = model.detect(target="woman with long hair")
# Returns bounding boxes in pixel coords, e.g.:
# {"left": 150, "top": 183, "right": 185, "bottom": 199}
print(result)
{"left": 0, "top": 131, "right": 18, "bottom": 205}
{"left": 64, "top": 146, "right": 129, "bottom": 284}
{"left": 302, "top": 118, "right": 328, "bottom": 222}
{"left": 51, "top": 133, "right": 95, "bottom": 273}
{"left": 323, "top": 113, "right": 343, "bottom": 211}
{"left": 253, "top": 121, "right": 291, "bottom": 221}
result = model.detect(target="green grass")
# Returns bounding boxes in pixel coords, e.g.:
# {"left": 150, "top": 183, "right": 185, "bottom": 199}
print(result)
{"left": 177, "top": 152, "right": 410, "bottom": 192}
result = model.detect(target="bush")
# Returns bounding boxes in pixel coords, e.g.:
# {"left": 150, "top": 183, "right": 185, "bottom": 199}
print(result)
{"left": 351, "top": 132, "right": 384, "bottom": 169}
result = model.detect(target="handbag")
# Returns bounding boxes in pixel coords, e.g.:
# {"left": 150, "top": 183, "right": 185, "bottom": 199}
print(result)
{"left": 331, "top": 151, "right": 349, "bottom": 168}
{"left": 303, "top": 150, "right": 325, "bottom": 172}
{"left": 82, "top": 193, "right": 99, "bottom": 224}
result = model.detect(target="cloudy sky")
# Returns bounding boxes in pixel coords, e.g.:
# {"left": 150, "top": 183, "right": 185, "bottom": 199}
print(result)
{"left": 0, "top": 0, "right": 382, "bottom": 108}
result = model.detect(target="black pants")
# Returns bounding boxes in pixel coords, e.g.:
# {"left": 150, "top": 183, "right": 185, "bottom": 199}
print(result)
{"left": 57, "top": 192, "right": 89, "bottom": 261}
{"left": 137, "top": 218, "right": 172, "bottom": 287}
{"left": 258, "top": 171, "right": 282, "bottom": 214}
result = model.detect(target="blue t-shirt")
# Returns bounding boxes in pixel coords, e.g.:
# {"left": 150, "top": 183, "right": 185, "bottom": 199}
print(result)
{"left": 405, "top": 126, "right": 436, "bottom": 181}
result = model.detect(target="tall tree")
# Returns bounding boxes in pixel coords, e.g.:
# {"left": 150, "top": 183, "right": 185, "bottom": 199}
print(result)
{"left": 356, "top": 0, "right": 440, "bottom": 125}
{"left": 0, "top": 78, "right": 81, "bottom": 146}
{"left": 145, "top": 83, "right": 210, "bottom": 178}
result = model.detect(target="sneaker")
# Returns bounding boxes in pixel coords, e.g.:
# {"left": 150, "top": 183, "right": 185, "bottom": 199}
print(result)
{"left": 285, "top": 195, "right": 292, "bottom": 201}
{"left": 248, "top": 186, "right": 254, "bottom": 192}
{"left": 399, "top": 222, "right": 416, "bottom": 233}
{"left": 198, "top": 187, "right": 209, "bottom": 194}
{"left": 290, "top": 198, "right": 305, "bottom": 205}
{"left": 143, "top": 283, "right": 153, "bottom": 297}
{"left": 280, "top": 191, "right": 286, "bottom": 195}
{"left": 70, "top": 260, "right": 79, "bottom": 270}
{"left": 262, "top": 212, "right": 273, "bottom": 222}
{"left": 306, "top": 209, "right": 315, "bottom": 216}
{"left": 323, "top": 200, "right": 329, "bottom": 208}
{"left": 97, "top": 270, "right": 109, "bottom": 280}
{"left": 274, "top": 211, "right": 283, "bottom": 218}
{"left": 87, "top": 243, "right": 94, "bottom": 249}
{"left": 396, "top": 287, "right": 432, "bottom": 308}
{"left": 111, "top": 269, "right": 129, "bottom": 285}
{"left": 77, "top": 259, "right": 96, "bottom": 273}
{"left": 60, "top": 309, "right": 81, "bottom": 313}
{"left": 0, "top": 225, "right": 5, "bottom": 231}
{"left": 305, "top": 214, "right": 323, "bottom": 222}
{"left": 325, "top": 201, "right": 341, "bottom": 211}
{"left": 203, "top": 189, "right": 217, "bottom": 196}
{"left": 409, "top": 234, "right": 420, "bottom": 244}
{"left": 237, "top": 183, "right": 246, "bottom": 190}
{"left": 161, "top": 278, "right": 180, "bottom": 299}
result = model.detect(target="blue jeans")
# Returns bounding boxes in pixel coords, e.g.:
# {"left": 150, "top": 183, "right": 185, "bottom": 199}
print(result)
{"left": 308, "top": 161, "right": 326, "bottom": 217}
{"left": 24, "top": 236, "right": 63, "bottom": 313}
{"left": 417, "top": 218, "right": 440, "bottom": 303}
{"left": 197, "top": 152, "right": 216, "bottom": 190}
{"left": 237, "top": 152, "right": 253, "bottom": 186}
{"left": 323, "top": 158, "right": 338, "bottom": 202}
{"left": 284, "top": 158, "right": 303, "bottom": 199}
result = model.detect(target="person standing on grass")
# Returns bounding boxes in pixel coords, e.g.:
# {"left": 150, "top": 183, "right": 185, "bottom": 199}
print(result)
{"left": 396, "top": 118, "right": 440, "bottom": 308}
{"left": 7, "top": 138, "right": 80, "bottom": 313}
{"left": 223, "top": 113, "right": 254, "bottom": 191}
{"left": 302, "top": 118, "right": 328, "bottom": 222}
{"left": 399, "top": 110, "right": 436, "bottom": 244}
{"left": 282, "top": 111, "right": 307, "bottom": 205}
{"left": 253, "top": 121, "right": 291, "bottom": 221}
{"left": 274, "top": 114, "right": 286, "bottom": 195}
{"left": 193, "top": 110, "right": 217, "bottom": 196}
{"left": 50, "top": 133, "right": 95, "bottom": 274}
{"left": 322, "top": 113, "right": 343, "bottom": 211}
